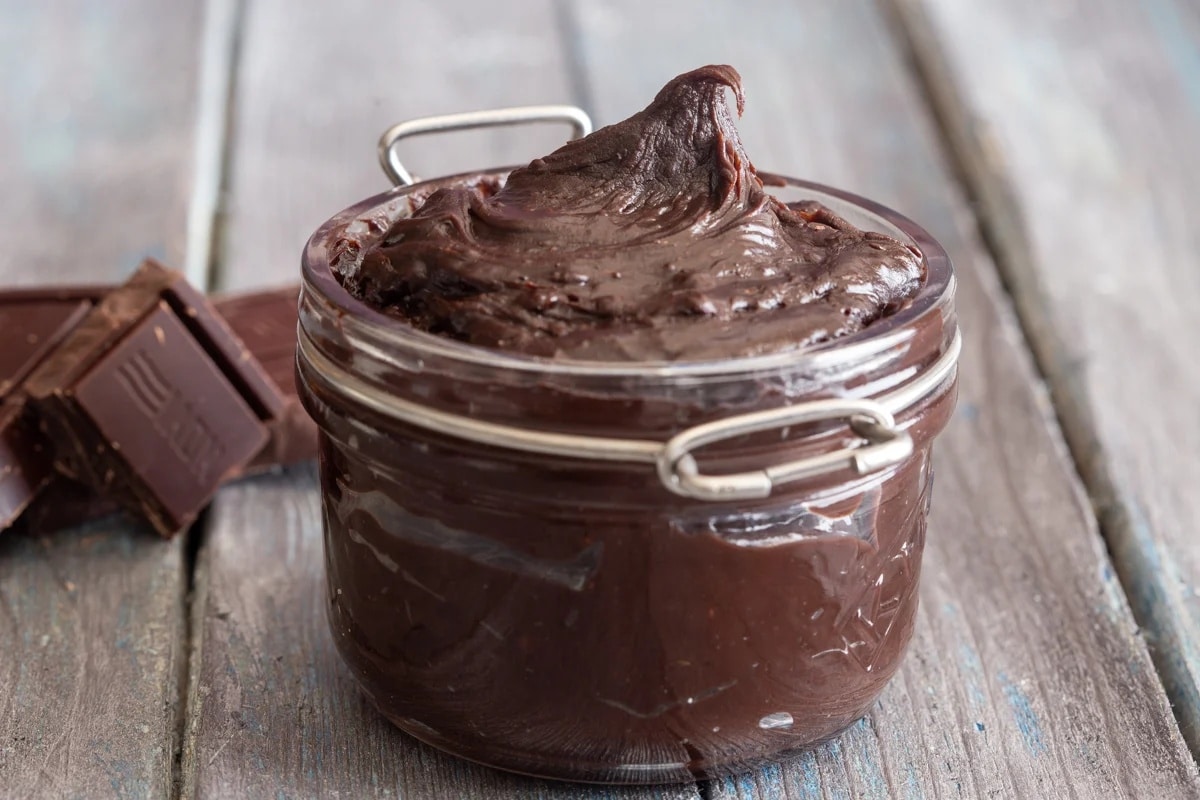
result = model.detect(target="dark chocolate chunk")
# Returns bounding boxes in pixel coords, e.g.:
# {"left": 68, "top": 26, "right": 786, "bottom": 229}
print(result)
{"left": 164, "top": 278, "right": 286, "bottom": 423}
{"left": 24, "top": 261, "right": 284, "bottom": 536}
{"left": 0, "top": 400, "right": 54, "bottom": 527}
{"left": 214, "top": 286, "right": 317, "bottom": 470}
{"left": 18, "top": 474, "right": 118, "bottom": 534}
{"left": 0, "top": 294, "right": 97, "bottom": 395}
{"left": 0, "top": 292, "right": 98, "bottom": 526}
{"left": 214, "top": 286, "right": 299, "bottom": 395}
{"left": 0, "top": 278, "right": 313, "bottom": 535}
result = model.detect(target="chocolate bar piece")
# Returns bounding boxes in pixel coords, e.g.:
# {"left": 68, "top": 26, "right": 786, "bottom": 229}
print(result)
{"left": 24, "top": 261, "right": 286, "bottom": 537}
{"left": 17, "top": 474, "right": 118, "bottom": 534}
{"left": 0, "top": 291, "right": 99, "bottom": 525}
{"left": 0, "top": 279, "right": 314, "bottom": 535}
{"left": 213, "top": 287, "right": 298, "bottom": 395}
{"left": 0, "top": 402, "right": 54, "bottom": 526}
{"left": 214, "top": 286, "right": 316, "bottom": 470}
{"left": 0, "top": 288, "right": 105, "bottom": 394}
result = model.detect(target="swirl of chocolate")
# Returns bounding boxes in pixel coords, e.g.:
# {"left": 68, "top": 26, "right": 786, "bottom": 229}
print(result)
{"left": 339, "top": 65, "right": 925, "bottom": 361}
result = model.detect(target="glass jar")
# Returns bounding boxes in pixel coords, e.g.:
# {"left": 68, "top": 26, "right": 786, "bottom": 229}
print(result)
{"left": 296, "top": 170, "right": 959, "bottom": 784}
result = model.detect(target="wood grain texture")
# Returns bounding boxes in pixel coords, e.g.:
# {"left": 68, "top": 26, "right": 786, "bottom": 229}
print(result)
{"left": 0, "top": 527, "right": 184, "bottom": 798}
{"left": 563, "top": 0, "right": 1200, "bottom": 797}
{"left": 182, "top": 1, "right": 695, "bottom": 797}
{"left": 0, "top": 1, "right": 204, "bottom": 796}
{"left": 890, "top": 0, "right": 1200, "bottom": 757}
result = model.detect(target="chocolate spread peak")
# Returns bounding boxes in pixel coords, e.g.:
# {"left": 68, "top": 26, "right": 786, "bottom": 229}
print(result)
{"left": 340, "top": 65, "right": 925, "bottom": 361}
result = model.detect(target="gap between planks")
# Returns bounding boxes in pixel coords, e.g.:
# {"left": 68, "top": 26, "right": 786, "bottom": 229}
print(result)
{"left": 185, "top": 0, "right": 246, "bottom": 290}
{"left": 178, "top": 0, "right": 247, "bottom": 798}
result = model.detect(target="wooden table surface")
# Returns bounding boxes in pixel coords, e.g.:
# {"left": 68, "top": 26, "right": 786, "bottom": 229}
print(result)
{"left": 2, "top": 1, "right": 1198, "bottom": 798}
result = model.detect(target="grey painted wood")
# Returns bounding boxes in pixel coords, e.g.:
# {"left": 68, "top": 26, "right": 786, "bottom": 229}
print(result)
{"left": 0, "top": 528, "right": 184, "bottom": 798}
{"left": 890, "top": 0, "right": 1200, "bottom": 757}
{"left": 564, "top": 0, "right": 1200, "bottom": 797}
{"left": 181, "top": 1, "right": 697, "bottom": 797}
{"left": 0, "top": 0, "right": 205, "bottom": 796}
{"left": 0, "top": 2, "right": 201, "bottom": 284}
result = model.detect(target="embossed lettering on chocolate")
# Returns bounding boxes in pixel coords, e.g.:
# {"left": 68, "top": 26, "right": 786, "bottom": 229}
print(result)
{"left": 335, "top": 65, "right": 925, "bottom": 362}
{"left": 298, "top": 65, "right": 960, "bottom": 783}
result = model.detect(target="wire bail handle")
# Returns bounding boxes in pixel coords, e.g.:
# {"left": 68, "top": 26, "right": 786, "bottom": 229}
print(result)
{"left": 378, "top": 106, "right": 594, "bottom": 186}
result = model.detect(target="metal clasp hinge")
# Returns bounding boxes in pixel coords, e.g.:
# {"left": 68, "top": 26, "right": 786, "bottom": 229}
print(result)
{"left": 378, "top": 106, "right": 594, "bottom": 186}
{"left": 658, "top": 399, "right": 914, "bottom": 501}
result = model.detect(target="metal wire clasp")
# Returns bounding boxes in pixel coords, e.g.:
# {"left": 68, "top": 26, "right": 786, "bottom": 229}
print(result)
{"left": 659, "top": 400, "right": 913, "bottom": 501}
{"left": 378, "top": 106, "right": 594, "bottom": 186}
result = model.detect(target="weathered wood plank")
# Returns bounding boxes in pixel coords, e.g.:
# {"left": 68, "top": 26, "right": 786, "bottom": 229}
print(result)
{"left": 181, "top": 1, "right": 698, "bottom": 797}
{"left": 564, "top": 0, "right": 1200, "bottom": 797}
{"left": 890, "top": 0, "right": 1200, "bottom": 757}
{"left": 0, "top": 527, "right": 183, "bottom": 798}
{"left": 0, "top": 0, "right": 206, "bottom": 796}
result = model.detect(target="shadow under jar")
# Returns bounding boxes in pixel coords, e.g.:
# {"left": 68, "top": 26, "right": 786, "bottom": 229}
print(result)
{"left": 296, "top": 170, "right": 959, "bottom": 785}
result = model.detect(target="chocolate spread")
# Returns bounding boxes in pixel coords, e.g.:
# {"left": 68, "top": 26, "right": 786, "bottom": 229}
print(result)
{"left": 337, "top": 65, "right": 924, "bottom": 361}
{"left": 302, "top": 65, "right": 958, "bottom": 783}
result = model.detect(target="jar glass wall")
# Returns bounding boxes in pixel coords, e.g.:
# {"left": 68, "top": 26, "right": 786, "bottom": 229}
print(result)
{"left": 297, "top": 171, "right": 958, "bottom": 784}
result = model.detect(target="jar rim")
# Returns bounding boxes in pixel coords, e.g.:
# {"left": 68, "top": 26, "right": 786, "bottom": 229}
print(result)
{"left": 301, "top": 169, "right": 955, "bottom": 379}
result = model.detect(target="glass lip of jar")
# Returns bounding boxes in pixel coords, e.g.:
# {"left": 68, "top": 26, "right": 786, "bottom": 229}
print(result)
{"left": 300, "top": 169, "right": 956, "bottom": 382}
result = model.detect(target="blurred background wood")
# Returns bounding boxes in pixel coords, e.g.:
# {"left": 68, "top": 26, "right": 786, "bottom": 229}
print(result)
{"left": 0, "top": 0, "right": 205, "bottom": 796}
